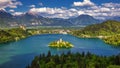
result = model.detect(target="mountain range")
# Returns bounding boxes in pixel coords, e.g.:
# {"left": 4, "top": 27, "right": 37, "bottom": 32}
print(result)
{"left": 0, "top": 10, "right": 119, "bottom": 27}
{"left": 108, "top": 16, "right": 120, "bottom": 21}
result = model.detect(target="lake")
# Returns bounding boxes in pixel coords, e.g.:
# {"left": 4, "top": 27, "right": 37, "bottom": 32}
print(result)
{"left": 0, "top": 34, "right": 120, "bottom": 68}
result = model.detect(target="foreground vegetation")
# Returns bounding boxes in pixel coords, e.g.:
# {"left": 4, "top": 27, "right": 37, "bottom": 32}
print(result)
{"left": 27, "top": 51, "right": 120, "bottom": 68}
{"left": 70, "top": 20, "right": 120, "bottom": 46}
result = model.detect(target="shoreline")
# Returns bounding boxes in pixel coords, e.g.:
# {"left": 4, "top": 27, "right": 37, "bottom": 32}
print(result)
{"left": 0, "top": 28, "right": 119, "bottom": 47}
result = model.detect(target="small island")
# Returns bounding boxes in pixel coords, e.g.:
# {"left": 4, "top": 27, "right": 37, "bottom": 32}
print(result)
{"left": 48, "top": 38, "right": 74, "bottom": 48}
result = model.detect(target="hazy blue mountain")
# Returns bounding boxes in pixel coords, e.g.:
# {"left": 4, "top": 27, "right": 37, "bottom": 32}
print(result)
{"left": 14, "top": 12, "right": 43, "bottom": 26}
{"left": 0, "top": 10, "right": 15, "bottom": 27}
{"left": 68, "top": 15, "right": 102, "bottom": 26}
{"left": 0, "top": 11, "right": 102, "bottom": 27}
{"left": 108, "top": 16, "right": 120, "bottom": 21}
{"left": 15, "top": 12, "right": 73, "bottom": 26}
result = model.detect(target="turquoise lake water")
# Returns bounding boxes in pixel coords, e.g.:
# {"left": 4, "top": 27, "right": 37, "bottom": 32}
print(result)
{"left": 0, "top": 34, "right": 120, "bottom": 68}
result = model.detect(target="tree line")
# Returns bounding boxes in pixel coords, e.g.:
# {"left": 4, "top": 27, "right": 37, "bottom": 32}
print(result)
{"left": 27, "top": 51, "right": 120, "bottom": 68}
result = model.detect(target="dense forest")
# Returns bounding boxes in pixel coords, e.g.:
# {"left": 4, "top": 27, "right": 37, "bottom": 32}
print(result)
{"left": 103, "top": 35, "right": 120, "bottom": 46}
{"left": 71, "top": 20, "right": 120, "bottom": 36}
{"left": 0, "top": 28, "right": 30, "bottom": 43}
{"left": 70, "top": 20, "right": 120, "bottom": 46}
{"left": 27, "top": 51, "right": 120, "bottom": 68}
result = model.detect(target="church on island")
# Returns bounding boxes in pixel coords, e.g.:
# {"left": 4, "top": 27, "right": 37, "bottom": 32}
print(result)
{"left": 48, "top": 38, "right": 74, "bottom": 48}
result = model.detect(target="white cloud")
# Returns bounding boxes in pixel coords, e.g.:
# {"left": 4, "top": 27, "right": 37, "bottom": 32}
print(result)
{"left": 9, "top": 9, "right": 14, "bottom": 12}
{"left": 0, "top": 0, "right": 22, "bottom": 9}
{"left": 12, "top": 0, "right": 120, "bottom": 20}
{"left": 72, "top": 2, "right": 120, "bottom": 20}
{"left": 13, "top": 12, "right": 24, "bottom": 16}
{"left": 39, "top": 3, "right": 43, "bottom": 6}
{"left": 29, "top": 5, "right": 36, "bottom": 8}
{"left": 10, "top": 1, "right": 22, "bottom": 8}
{"left": 28, "top": 2, "right": 120, "bottom": 20}
{"left": 69, "top": 8, "right": 77, "bottom": 12}
{"left": 100, "top": 7, "right": 111, "bottom": 12}
{"left": 29, "top": 7, "right": 66, "bottom": 15}
{"left": 29, "top": 7, "right": 79, "bottom": 19}
{"left": 102, "top": 3, "right": 120, "bottom": 8}
{"left": 73, "top": 0, "right": 95, "bottom": 7}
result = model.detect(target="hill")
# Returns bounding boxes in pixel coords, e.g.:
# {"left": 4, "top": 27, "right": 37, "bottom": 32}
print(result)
{"left": 74, "top": 20, "right": 120, "bottom": 36}
{"left": 0, "top": 28, "right": 30, "bottom": 43}
{"left": 103, "top": 35, "right": 120, "bottom": 46}
{"left": 71, "top": 20, "right": 120, "bottom": 46}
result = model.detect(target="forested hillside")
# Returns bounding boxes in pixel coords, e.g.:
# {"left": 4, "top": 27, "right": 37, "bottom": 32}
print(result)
{"left": 0, "top": 28, "right": 30, "bottom": 43}
{"left": 71, "top": 20, "right": 120, "bottom": 46}
{"left": 74, "top": 20, "right": 120, "bottom": 36}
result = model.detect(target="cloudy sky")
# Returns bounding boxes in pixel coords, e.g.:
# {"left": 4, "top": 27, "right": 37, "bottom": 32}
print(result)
{"left": 0, "top": 0, "right": 120, "bottom": 19}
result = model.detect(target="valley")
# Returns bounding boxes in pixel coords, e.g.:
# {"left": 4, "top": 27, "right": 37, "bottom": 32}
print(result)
{"left": 0, "top": 0, "right": 120, "bottom": 68}
{"left": 1, "top": 20, "right": 120, "bottom": 46}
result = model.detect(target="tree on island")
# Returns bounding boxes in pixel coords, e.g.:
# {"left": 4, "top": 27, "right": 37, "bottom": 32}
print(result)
{"left": 48, "top": 38, "right": 74, "bottom": 48}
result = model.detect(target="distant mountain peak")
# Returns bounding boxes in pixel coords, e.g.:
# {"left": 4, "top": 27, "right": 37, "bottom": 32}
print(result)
{"left": 0, "top": 9, "right": 12, "bottom": 18}
{"left": 0, "top": 9, "right": 6, "bottom": 13}
{"left": 69, "top": 14, "right": 102, "bottom": 25}
{"left": 108, "top": 16, "right": 120, "bottom": 21}
{"left": 77, "top": 14, "right": 94, "bottom": 19}
{"left": 25, "top": 12, "right": 43, "bottom": 18}
{"left": 78, "top": 14, "right": 92, "bottom": 17}
{"left": 26, "top": 12, "right": 36, "bottom": 16}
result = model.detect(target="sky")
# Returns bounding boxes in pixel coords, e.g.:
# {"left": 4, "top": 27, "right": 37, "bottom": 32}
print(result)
{"left": 0, "top": 0, "right": 120, "bottom": 19}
